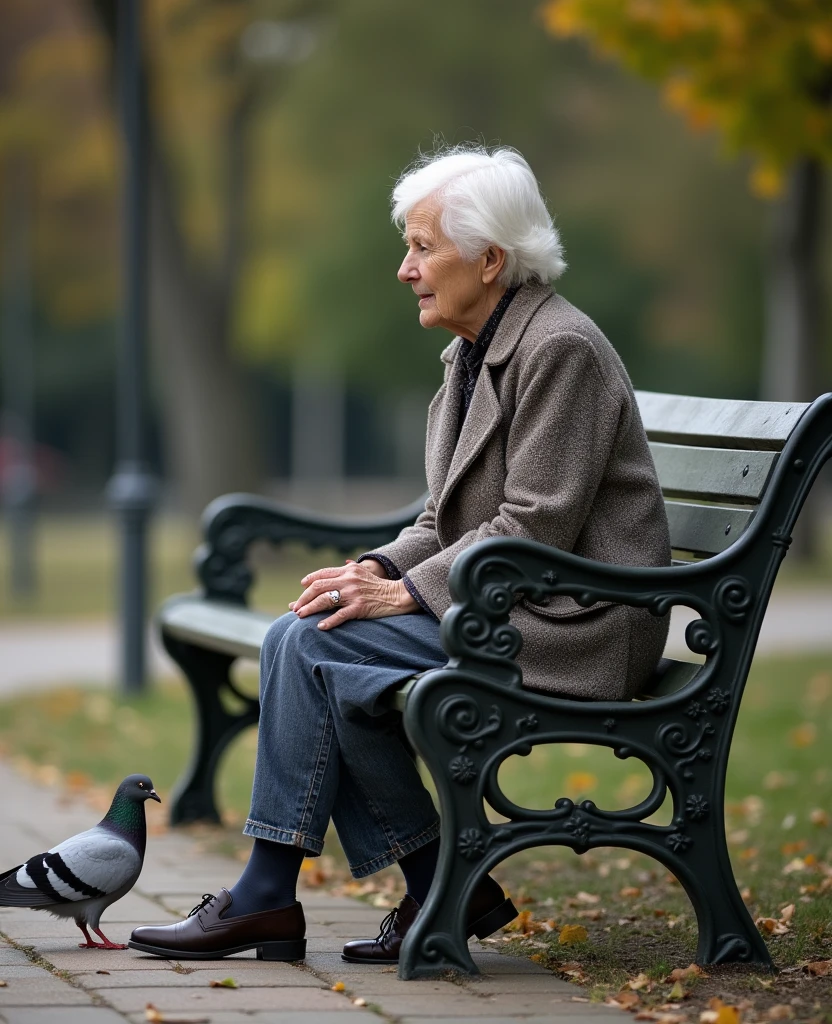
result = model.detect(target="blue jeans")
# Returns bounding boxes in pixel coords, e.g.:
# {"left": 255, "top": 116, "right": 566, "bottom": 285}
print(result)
{"left": 243, "top": 611, "right": 448, "bottom": 878}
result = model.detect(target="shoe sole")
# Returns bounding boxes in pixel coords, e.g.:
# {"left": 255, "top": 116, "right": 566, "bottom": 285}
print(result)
{"left": 340, "top": 897, "right": 518, "bottom": 964}
{"left": 127, "top": 938, "right": 306, "bottom": 961}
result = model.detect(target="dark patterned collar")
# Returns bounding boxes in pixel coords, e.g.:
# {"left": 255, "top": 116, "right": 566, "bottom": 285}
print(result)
{"left": 458, "top": 286, "right": 520, "bottom": 429}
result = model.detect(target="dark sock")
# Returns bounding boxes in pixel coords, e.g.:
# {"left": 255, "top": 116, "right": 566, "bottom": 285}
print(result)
{"left": 225, "top": 838, "right": 306, "bottom": 919}
{"left": 397, "top": 838, "right": 440, "bottom": 906}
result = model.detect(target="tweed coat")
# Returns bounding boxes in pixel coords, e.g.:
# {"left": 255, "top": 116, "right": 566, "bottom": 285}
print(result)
{"left": 367, "top": 281, "right": 670, "bottom": 700}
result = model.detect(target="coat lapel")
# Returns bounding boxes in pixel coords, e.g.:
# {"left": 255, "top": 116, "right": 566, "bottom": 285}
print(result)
{"left": 433, "top": 283, "right": 556, "bottom": 520}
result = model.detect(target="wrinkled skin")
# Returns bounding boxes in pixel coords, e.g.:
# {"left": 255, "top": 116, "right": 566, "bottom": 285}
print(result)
{"left": 292, "top": 197, "right": 506, "bottom": 628}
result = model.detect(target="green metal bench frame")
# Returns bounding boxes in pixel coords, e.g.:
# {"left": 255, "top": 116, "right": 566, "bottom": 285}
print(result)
{"left": 157, "top": 389, "right": 832, "bottom": 980}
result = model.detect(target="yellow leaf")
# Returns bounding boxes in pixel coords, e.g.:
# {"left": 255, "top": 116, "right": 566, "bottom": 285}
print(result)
{"left": 558, "top": 924, "right": 588, "bottom": 945}
{"left": 208, "top": 977, "right": 239, "bottom": 988}
{"left": 788, "top": 722, "right": 817, "bottom": 748}
{"left": 750, "top": 164, "right": 785, "bottom": 200}
{"left": 331, "top": 981, "right": 346, "bottom": 992}
{"left": 668, "top": 980, "right": 686, "bottom": 1000}
{"left": 564, "top": 772, "right": 598, "bottom": 796}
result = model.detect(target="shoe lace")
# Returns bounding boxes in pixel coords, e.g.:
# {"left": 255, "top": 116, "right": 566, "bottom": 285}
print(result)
{"left": 375, "top": 907, "right": 398, "bottom": 943}
{"left": 188, "top": 893, "right": 217, "bottom": 918}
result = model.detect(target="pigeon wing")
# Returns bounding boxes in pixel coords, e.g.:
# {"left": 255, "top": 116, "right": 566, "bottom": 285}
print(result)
{"left": 1, "top": 827, "right": 140, "bottom": 908}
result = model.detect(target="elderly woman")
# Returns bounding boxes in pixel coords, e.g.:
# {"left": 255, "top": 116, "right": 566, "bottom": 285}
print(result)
{"left": 130, "top": 146, "right": 670, "bottom": 964}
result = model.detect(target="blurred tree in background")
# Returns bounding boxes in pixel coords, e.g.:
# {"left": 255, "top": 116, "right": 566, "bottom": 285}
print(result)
{"left": 3, "top": 0, "right": 821, "bottom": 514}
{"left": 541, "top": 0, "right": 832, "bottom": 403}
{"left": 541, "top": 0, "right": 832, "bottom": 554}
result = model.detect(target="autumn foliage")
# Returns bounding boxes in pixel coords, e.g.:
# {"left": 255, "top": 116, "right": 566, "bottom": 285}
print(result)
{"left": 540, "top": 0, "right": 832, "bottom": 196}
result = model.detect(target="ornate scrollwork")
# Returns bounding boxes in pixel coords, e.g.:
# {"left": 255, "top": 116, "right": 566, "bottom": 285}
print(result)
{"left": 457, "top": 828, "right": 486, "bottom": 861}
{"left": 714, "top": 576, "right": 753, "bottom": 624}
{"left": 658, "top": 720, "right": 716, "bottom": 780}
{"left": 706, "top": 688, "right": 730, "bottom": 715}
{"left": 685, "top": 794, "right": 710, "bottom": 821}
{"left": 563, "top": 811, "right": 592, "bottom": 848}
{"left": 457, "top": 611, "right": 522, "bottom": 661}
{"left": 480, "top": 581, "right": 515, "bottom": 615}
{"left": 666, "top": 831, "right": 692, "bottom": 853}
{"left": 685, "top": 701, "right": 705, "bottom": 720}
{"left": 713, "top": 934, "right": 754, "bottom": 963}
{"left": 516, "top": 714, "right": 539, "bottom": 735}
{"left": 437, "top": 696, "right": 503, "bottom": 753}
{"left": 448, "top": 756, "right": 478, "bottom": 785}
{"left": 685, "top": 618, "right": 717, "bottom": 656}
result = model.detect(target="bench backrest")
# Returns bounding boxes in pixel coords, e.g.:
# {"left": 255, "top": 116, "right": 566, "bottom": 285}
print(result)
{"left": 635, "top": 391, "right": 809, "bottom": 561}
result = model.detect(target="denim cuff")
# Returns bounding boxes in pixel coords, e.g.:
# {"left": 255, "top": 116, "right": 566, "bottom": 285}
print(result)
{"left": 403, "top": 574, "right": 438, "bottom": 620}
{"left": 242, "top": 819, "right": 324, "bottom": 856}
{"left": 347, "top": 819, "right": 441, "bottom": 879}
{"left": 357, "top": 553, "right": 401, "bottom": 580}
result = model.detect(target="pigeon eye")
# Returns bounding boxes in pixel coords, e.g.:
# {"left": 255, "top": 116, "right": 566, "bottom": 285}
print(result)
{"left": 137, "top": 782, "right": 145, "bottom": 788}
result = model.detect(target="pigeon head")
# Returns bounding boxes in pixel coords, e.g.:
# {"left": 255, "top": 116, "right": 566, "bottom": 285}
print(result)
{"left": 116, "top": 774, "right": 161, "bottom": 804}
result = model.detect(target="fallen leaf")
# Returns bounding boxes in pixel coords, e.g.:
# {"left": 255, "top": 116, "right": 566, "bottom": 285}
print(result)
{"left": 208, "top": 977, "right": 239, "bottom": 988}
{"left": 331, "top": 981, "right": 346, "bottom": 992}
{"left": 558, "top": 924, "right": 588, "bottom": 945}
{"left": 668, "top": 980, "right": 686, "bottom": 1001}
{"left": 806, "top": 959, "right": 832, "bottom": 976}
{"left": 810, "top": 809, "right": 830, "bottom": 827}
{"left": 627, "top": 973, "right": 652, "bottom": 991}
{"left": 779, "top": 903, "right": 795, "bottom": 923}
{"left": 756, "top": 916, "right": 789, "bottom": 935}
{"left": 575, "top": 890, "right": 600, "bottom": 904}
{"left": 558, "top": 960, "right": 589, "bottom": 983}
{"left": 95, "top": 970, "right": 110, "bottom": 975}
{"left": 0, "top": 981, "right": 7, "bottom": 988}
{"left": 577, "top": 908, "right": 604, "bottom": 920}
{"left": 667, "top": 964, "right": 707, "bottom": 982}
{"left": 353, "top": 998, "right": 367, "bottom": 1007}
{"left": 766, "top": 1006, "right": 795, "bottom": 1020}
{"left": 782, "top": 858, "right": 807, "bottom": 875}
{"left": 788, "top": 722, "right": 817, "bottom": 748}
{"left": 145, "top": 1006, "right": 209, "bottom": 1024}
{"left": 620, "top": 886, "right": 642, "bottom": 898}
{"left": 606, "top": 989, "right": 641, "bottom": 1009}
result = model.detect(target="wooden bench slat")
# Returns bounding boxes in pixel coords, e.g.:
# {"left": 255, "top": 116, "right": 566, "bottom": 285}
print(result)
{"left": 159, "top": 598, "right": 273, "bottom": 661}
{"left": 665, "top": 501, "right": 755, "bottom": 556}
{"left": 651, "top": 443, "right": 778, "bottom": 503}
{"left": 637, "top": 391, "right": 807, "bottom": 451}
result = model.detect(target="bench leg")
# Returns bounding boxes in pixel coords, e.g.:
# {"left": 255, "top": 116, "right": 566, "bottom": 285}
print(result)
{"left": 163, "top": 633, "right": 260, "bottom": 825}
{"left": 398, "top": 767, "right": 488, "bottom": 979}
{"left": 669, "top": 816, "right": 772, "bottom": 967}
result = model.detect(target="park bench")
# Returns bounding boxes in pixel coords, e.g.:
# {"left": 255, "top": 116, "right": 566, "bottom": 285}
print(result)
{"left": 158, "top": 388, "right": 832, "bottom": 979}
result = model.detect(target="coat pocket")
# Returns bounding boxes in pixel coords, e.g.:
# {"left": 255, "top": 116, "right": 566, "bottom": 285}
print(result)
{"left": 520, "top": 593, "right": 615, "bottom": 620}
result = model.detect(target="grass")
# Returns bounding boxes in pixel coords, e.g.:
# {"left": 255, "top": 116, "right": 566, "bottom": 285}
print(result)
{"left": 0, "top": 652, "right": 830, "bottom": 1020}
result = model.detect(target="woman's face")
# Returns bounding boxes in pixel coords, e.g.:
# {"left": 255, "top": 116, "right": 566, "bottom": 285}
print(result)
{"left": 397, "top": 200, "right": 495, "bottom": 341}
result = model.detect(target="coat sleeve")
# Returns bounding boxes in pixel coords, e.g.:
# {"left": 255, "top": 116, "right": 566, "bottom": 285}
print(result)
{"left": 405, "top": 334, "right": 624, "bottom": 619}
{"left": 356, "top": 493, "right": 443, "bottom": 579}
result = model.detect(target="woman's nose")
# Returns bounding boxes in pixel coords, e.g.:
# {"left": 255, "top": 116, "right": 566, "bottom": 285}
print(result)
{"left": 398, "top": 254, "right": 418, "bottom": 283}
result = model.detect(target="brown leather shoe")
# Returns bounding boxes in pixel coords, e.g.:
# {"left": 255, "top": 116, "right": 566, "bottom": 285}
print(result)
{"left": 341, "top": 877, "right": 517, "bottom": 964}
{"left": 128, "top": 890, "right": 306, "bottom": 961}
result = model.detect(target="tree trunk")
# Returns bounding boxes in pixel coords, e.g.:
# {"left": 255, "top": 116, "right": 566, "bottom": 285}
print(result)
{"left": 760, "top": 157, "right": 826, "bottom": 559}
{"left": 149, "top": 146, "right": 263, "bottom": 514}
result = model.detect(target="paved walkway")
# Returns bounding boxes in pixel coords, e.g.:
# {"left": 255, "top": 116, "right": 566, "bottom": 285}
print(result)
{"left": 0, "top": 761, "right": 617, "bottom": 1024}
{"left": 2, "top": 584, "right": 831, "bottom": 696}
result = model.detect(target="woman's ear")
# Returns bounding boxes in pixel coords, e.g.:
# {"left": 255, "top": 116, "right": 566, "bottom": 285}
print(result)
{"left": 481, "top": 245, "right": 506, "bottom": 284}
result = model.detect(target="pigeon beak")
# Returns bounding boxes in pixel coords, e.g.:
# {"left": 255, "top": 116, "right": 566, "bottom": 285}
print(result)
{"left": 149, "top": 790, "right": 162, "bottom": 803}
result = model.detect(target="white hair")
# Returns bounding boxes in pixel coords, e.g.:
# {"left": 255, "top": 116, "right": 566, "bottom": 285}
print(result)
{"left": 392, "top": 144, "right": 566, "bottom": 287}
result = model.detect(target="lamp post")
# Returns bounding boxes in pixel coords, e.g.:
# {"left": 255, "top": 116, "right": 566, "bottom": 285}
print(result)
{"left": 1, "top": 155, "right": 37, "bottom": 599}
{"left": 107, "top": 0, "right": 157, "bottom": 693}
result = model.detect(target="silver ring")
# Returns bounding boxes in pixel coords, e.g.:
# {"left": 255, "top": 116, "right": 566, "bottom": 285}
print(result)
{"left": 327, "top": 589, "right": 341, "bottom": 606}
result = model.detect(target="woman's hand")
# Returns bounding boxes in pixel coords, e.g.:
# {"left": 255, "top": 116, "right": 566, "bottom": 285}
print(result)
{"left": 290, "top": 560, "right": 419, "bottom": 630}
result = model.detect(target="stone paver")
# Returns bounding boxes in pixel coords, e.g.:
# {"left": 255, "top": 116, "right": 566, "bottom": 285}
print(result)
{"left": 0, "top": 759, "right": 586, "bottom": 1022}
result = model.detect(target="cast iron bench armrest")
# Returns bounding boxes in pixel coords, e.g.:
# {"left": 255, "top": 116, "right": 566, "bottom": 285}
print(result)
{"left": 195, "top": 491, "right": 429, "bottom": 604}
{"left": 441, "top": 535, "right": 747, "bottom": 680}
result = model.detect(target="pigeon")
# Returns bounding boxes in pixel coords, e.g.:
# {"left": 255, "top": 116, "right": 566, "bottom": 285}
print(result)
{"left": 0, "top": 773, "right": 161, "bottom": 949}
